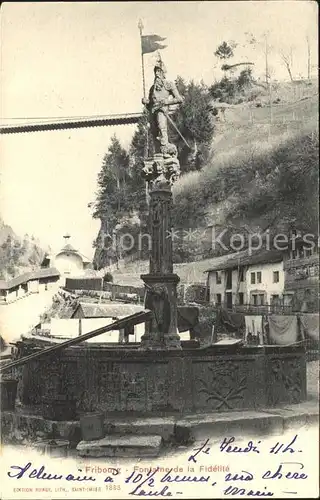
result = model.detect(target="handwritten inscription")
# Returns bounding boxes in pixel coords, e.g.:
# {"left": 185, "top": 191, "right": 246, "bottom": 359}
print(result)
{"left": 220, "top": 437, "right": 261, "bottom": 454}
{"left": 262, "top": 462, "right": 308, "bottom": 480}
{"left": 223, "top": 485, "right": 274, "bottom": 496}
{"left": 269, "top": 435, "right": 301, "bottom": 455}
{"left": 8, "top": 463, "right": 96, "bottom": 482}
{"left": 6, "top": 434, "right": 311, "bottom": 498}
{"left": 188, "top": 438, "right": 211, "bottom": 463}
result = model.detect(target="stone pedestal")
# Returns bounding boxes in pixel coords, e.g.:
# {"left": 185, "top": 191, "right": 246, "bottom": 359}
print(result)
{"left": 140, "top": 273, "right": 181, "bottom": 349}
{"left": 140, "top": 153, "right": 181, "bottom": 350}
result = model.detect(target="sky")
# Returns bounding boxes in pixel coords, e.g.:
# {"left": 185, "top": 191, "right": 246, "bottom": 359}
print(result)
{"left": 0, "top": 1, "right": 318, "bottom": 258}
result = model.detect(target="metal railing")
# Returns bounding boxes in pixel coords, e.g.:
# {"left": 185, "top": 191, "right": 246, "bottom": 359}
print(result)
{"left": 215, "top": 303, "right": 296, "bottom": 315}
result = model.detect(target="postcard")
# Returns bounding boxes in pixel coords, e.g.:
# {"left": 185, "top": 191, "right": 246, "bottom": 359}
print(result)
{"left": 0, "top": 1, "right": 319, "bottom": 499}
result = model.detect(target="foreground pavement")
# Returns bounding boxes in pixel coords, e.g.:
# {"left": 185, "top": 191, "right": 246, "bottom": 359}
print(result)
{"left": 1, "top": 397, "right": 318, "bottom": 457}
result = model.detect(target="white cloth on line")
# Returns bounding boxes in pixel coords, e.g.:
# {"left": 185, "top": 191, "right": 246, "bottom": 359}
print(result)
{"left": 245, "top": 315, "right": 263, "bottom": 344}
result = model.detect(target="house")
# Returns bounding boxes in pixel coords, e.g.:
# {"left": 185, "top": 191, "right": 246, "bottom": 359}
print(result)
{"left": 41, "top": 234, "right": 92, "bottom": 281}
{"left": 205, "top": 249, "right": 284, "bottom": 309}
{"left": 71, "top": 301, "right": 145, "bottom": 343}
{"left": 71, "top": 302, "right": 199, "bottom": 342}
{"left": 283, "top": 235, "right": 319, "bottom": 311}
{"left": 71, "top": 301, "right": 145, "bottom": 320}
{"left": 0, "top": 267, "right": 60, "bottom": 303}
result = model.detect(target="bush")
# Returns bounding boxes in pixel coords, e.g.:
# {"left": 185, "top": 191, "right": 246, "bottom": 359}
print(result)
{"left": 209, "top": 77, "right": 237, "bottom": 102}
{"left": 103, "top": 272, "right": 113, "bottom": 283}
{"left": 193, "top": 305, "right": 217, "bottom": 340}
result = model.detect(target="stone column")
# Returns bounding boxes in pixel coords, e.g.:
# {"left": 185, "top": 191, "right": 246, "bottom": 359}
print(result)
{"left": 140, "top": 154, "right": 181, "bottom": 350}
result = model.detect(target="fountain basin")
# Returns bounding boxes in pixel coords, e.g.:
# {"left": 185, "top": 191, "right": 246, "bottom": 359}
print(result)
{"left": 16, "top": 343, "right": 306, "bottom": 414}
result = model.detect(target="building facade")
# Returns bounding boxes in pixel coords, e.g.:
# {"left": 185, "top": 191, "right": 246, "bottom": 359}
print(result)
{"left": 206, "top": 250, "right": 285, "bottom": 310}
{"left": 246, "top": 261, "right": 284, "bottom": 306}
{"left": 283, "top": 238, "right": 319, "bottom": 311}
{"left": 42, "top": 235, "right": 92, "bottom": 281}
{"left": 0, "top": 268, "right": 60, "bottom": 303}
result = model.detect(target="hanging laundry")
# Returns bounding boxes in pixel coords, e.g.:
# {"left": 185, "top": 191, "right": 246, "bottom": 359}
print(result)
{"left": 220, "top": 308, "right": 245, "bottom": 331}
{"left": 299, "top": 314, "right": 319, "bottom": 341}
{"left": 245, "top": 315, "right": 263, "bottom": 344}
{"left": 268, "top": 315, "right": 299, "bottom": 345}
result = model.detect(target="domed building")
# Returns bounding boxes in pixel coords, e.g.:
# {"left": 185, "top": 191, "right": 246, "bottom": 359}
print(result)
{"left": 41, "top": 234, "right": 92, "bottom": 279}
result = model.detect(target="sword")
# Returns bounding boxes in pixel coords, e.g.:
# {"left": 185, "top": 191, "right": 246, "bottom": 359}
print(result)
{"left": 143, "top": 99, "right": 192, "bottom": 150}
{"left": 164, "top": 110, "right": 191, "bottom": 150}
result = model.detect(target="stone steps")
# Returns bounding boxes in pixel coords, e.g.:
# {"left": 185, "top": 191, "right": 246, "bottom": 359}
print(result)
{"left": 76, "top": 434, "right": 162, "bottom": 458}
{"left": 106, "top": 416, "right": 176, "bottom": 442}
{"left": 2, "top": 399, "right": 318, "bottom": 458}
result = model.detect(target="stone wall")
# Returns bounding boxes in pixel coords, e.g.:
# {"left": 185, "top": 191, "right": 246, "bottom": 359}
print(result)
{"left": 18, "top": 344, "right": 306, "bottom": 415}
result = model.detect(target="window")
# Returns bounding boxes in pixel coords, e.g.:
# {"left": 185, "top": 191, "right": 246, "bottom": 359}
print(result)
{"left": 226, "top": 292, "right": 233, "bottom": 308}
{"left": 257, "top": 271, "right": 262, "bottom": 284}
{"left": 273, "top": 271, "right": 280, "bottom": 283}
{"left": 239, "top": 268, "right": 244, "bottom": 282}
{"left": 283, "top": 294, "right": 293, "bottom": 306}
{"left": 226, "top": 270, "right": 232, "bottom": 289}
{"left": 216, "top": 271, "right": 222, "bottom": 284}
{"left": 252, "top": 294, "right": 258, "bottom": 306}
{"left": 216, "top": 293, "right": 222, "bottom": 305}
{"left": 251, "top": 272, "right": 256, "bottom": 284}
{"left": 259, "top": 294, "right": 265, "bottom": 305}
{"left": 271, "top": 294, "right": 279, "bottom": 304}
{"left": 238, "top": 292, "right": 244, "bottom": 305}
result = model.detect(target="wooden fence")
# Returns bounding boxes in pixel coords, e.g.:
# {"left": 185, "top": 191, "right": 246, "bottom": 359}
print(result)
{"left": 65, "top": 278, "right": 103, "bottom": 291}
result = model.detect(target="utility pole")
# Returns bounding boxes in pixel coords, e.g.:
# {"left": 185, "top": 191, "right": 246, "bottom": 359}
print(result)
{"left": 307, "top": 36, "right": 311, "bottom": 80}
{"left": 263, "top": 33, "right": 272, "bottom": 128}
{"left": 264, "top": 33, "right": 269, "bottom": 86}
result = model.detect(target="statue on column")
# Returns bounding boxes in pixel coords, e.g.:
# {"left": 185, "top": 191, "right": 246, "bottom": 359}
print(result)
{"left": 142, "top": 57, "right": 183, "bottom": 157}
{"left": 142, "top": 57, "right": 183, "bottom": 187}
{"left": 140, "top": 56, "right": 182, "bottom": 350}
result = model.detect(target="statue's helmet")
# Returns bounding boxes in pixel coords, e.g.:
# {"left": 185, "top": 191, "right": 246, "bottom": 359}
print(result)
{"left": 154, "top": 57, "right": 167, "bottom": 76}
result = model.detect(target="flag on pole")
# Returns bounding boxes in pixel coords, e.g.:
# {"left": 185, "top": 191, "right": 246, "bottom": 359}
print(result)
{"left": 141, "top": 34, "right": 167, "bottom": 54}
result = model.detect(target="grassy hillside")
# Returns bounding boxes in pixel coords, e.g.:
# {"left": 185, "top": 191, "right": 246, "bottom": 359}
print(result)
{"left": 172, "top": 93, "right": 318, "bottom": 238}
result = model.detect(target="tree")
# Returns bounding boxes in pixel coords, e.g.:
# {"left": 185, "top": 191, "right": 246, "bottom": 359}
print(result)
{"left": 280, "top": 50, "right": 294, "bottom": 82}
{"left": 214, "top": 41, "right": 235, "bottom": 61}
{"left": 175, "top": 75, "right": 188, "bottom": 97}
{"left": 92, "top": 135, "right": 131, "bottom": 268}
{"left": 237, "top": 67, "right": 254, "bottom": 89}
{"left": 103, "top": 272, "right": 113, "bottom": 283}
{"left": 170, "top": 81, "right": 215, "bottom": 172}
{"left": 215, "top": 41, "right": 236, "bottom": 77}
{"left": 244, "top": 32, "right": 273, "bottom": 85}
{"left": 93, "top": 135, "right": 130, "bottom": 224}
